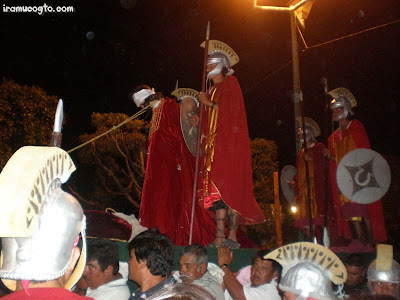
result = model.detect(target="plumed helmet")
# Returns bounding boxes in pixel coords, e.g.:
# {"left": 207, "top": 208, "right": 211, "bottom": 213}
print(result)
{"left": 296, "top": 117, "right": 321, "bottom": 145}
{"left": 279, "top": 262, "right": 338, "bottom": 300}
{"left": 328, "top": 87, "right": 357, "bottom": 121}
{"left": 264, "top": 242, "right": 346, "bottom": 300}
{"left": 200, "top": 40, "right": 239, "bottom": 77}
{"left": 0, "top": 146, "right": 86, "bottom": 291}
{"left": 171, "top": 88, "right": 199, "bottom": 104}
{"left": 367, "top": 259, "right": 400, "bottom": 284}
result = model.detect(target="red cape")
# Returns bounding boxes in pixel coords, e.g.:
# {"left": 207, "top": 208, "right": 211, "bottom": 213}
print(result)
{"left": 327, "top": 119, "right": 387, "bottom": 242}
{"left": 199, "top": 76, "right": 265, "bottom": 225}
{"left": 138, "top": 98, "right": 215, "bottom": 246}
{"left": 294, "top": 142, "right": 326, "bottom": 228}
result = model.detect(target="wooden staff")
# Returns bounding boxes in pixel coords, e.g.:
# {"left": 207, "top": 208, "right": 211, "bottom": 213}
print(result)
{"left": 189, "top": 21, "right": 210, "bottom": 245}
{"left": 300, "top": 94, "right": 314, "bottom": 242}
{"left": 322, "top": 78, "right": 331, "bottom": 247}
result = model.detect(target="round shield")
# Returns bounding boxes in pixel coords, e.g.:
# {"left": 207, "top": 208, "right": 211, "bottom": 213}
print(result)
{"left": 180, "top": 97, "right": 199, "bottom": 156}
{"left": 336, "top": 148, "right": 391, "bottom": 204}
{"left": 280, "top": 165, "right": 297, "bottom": 205}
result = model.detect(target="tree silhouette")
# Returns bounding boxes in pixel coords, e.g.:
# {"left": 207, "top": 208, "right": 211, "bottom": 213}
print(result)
{"left": 0, "top": 78, "right": 58, "bottom": 169}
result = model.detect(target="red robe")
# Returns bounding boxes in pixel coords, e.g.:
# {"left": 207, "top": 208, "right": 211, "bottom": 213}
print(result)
{"left": 199, "top": 76, "right": 265, "bottom": 225}
{"left": 294, "top": 142, "right": 326, "bottom": 229}
{"left": 327, "top": 119, "right": 387, "bottom": 241}
{"left": 138, "top": 97, "right": 215, "bottom": 246}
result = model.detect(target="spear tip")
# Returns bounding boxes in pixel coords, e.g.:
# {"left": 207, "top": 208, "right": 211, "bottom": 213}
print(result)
{"left": 206, "top": 21, "right": 210, "bottom": 39}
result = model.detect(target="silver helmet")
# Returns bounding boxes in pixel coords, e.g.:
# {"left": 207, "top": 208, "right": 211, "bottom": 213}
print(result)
{"left": 328, "top": 87, "right": 357, "bottom": 121}
{"left": 207, "top": 52, "right": 232, "bottom": 77}
{"left": 0, "top": 146, "right": 86, "bottom": 291}
{"left": 200, "top": 40, "right": 239, "bottom": 78}
{"left": 367, "top": 259, "right": 400, "bottom": 298}
{"left": 295, "top": 117, "right": 321, "bottom": 147}
{"left": 279, "top": 262, "right": 338, "bottom": 300}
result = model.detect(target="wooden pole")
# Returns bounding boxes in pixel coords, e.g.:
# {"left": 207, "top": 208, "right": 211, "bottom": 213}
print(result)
{"left": 273, "top": 171, "right": 283, "bottom": 247}
{"left": 189, "top": 21, "right": 210, "bottom": 245}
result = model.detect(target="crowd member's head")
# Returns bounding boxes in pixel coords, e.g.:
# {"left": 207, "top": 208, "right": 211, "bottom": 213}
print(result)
{"left": 367, "top": 259, "right": 400, "bottom": 298}
{"left": 345, "top": 254, "right": 367, "bottom": 287}
{"left": 145, "top": 282, "right": 215, "bottom": 300}
{"left": 178, "top": 244, "right": 208, "bottom": 284}
{"left": 0, "top": 147, "right": 86, "bottom": 294}
{"left": 251, "top": 249, "right": 282, "bottom": 287}
{"left": 83, "top": 238, "right": 120, "bottom": 289}
{"left": 128, "top": 228, "right": 174, "bottom": 287}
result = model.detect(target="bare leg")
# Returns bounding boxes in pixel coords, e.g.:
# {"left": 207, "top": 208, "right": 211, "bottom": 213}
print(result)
{"left": 363, "top": 218, "right": 375, "bottom": 247}
{"left": 303, "top": 226, "right": 311, "bottom": 242}
{"left": 351, "top": 220, "right": 366, "bottom": 244}
{"left": 214, "top": 208, "right": 226, "bottom": 245}
{"left": 227, "top": 208, "right": 239, "bottom": 242}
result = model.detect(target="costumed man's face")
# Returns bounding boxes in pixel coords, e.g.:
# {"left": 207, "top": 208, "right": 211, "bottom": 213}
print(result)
{"left": 345, "top": 264, "right": 365, "bottom": 287}
{"left": 178, "top": 254, "right": 206, "bottom": 283}
{"left": 250, "top": 258, "right": 276, "bottom": 287}
{"left": 82, "top": 259, "right": 110, "bottom": 289}
{"left": 206, "top": 62, "right": 220, "bottom": 78}
{"left": 370, "top": 281, "right": 399, "bottom": 297}
{"left": 332, "top": 107, "right": 345, "bottom": 121}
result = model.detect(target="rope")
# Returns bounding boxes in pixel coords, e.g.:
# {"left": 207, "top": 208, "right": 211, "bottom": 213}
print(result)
{"left": 67, "top": 105, "right": 150, "bottom": 153}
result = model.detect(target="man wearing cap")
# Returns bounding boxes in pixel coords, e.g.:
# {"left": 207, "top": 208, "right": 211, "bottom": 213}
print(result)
{"left": 324, "top": 87, "right": 386, "bottom": 246}
{"left": 197, "top": 40, "right": 265, "bottom": 248}
{"left": 292, "top": 117, "right": 326, "bottom": 242}
{"left": 0, "top": 146, "right": 91, "bottom": 299}
{"left": 131, "top": 85, "right": 214, "bottom": 246}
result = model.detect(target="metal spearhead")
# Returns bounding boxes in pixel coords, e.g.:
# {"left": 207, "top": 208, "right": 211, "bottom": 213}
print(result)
{"left": 50, "top": 99, "right": 63, "bottom": 147}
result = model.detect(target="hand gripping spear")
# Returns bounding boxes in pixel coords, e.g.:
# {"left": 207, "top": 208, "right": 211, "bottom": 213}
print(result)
{"left": 50, "top": 99, "right": 63, "bottom": 147}
{"left": 189, "top": 22, "right": 210, "bottom": 245}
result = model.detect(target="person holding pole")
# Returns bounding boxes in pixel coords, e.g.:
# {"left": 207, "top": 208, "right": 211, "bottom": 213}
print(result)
{"left": 323, "top": 87, "right": 386, "bottom": 247}
{"left": 292, "top": 117, "right": 326, "bottom": 242}
{"left": 131, "top": 85, "right": 214, "bottom": 246}
{"left": 193, "top": 40, "right": 265, "bottom": 249}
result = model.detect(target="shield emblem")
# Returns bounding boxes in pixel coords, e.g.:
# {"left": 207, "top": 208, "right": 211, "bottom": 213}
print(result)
{"left": 280, "top": 165, "right": 297, "bottom": 205}
{"left": 180, "top": 97, "right": 199, "bottom": 156}
{"left": 336, "top": 148, "right": 391, "bottom": 204}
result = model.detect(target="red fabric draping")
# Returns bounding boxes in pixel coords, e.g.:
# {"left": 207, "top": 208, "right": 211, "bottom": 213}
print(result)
{"left": 327, "top": 119, "right": 387, "bottom": 241}
{"left": 139, "top": 97, "right": 215, "bottom": 246}
{"left": 198, "top": 76, "right": 266, "bottom": 225}
{"left": 294, "top": 142, "right": 326, "bottom": 229}
{"left": 84, "top": 210, "right": 132, "bottom": 241}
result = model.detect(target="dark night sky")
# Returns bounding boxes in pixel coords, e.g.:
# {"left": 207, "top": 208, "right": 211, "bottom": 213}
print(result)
{"left": 1, "top": 0, "right": 400, "bottom": 166}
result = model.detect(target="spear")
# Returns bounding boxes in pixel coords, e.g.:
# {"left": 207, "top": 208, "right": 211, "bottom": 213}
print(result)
{"left": 50, "top": 99, "right": 63, "bottom": 147}
{"left": 189, "top": 21, "right": 210, "bottom": 245}
{"left": 321, "top": 77, "right": 331, "bottom": 248}
{"left": 299, "top": 92, "right": 314, "bottom": 242}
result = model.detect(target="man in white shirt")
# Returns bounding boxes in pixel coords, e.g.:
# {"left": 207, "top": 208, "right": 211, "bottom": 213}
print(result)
{"left": 174, "top": 244, "right": 224, "bottom": 300}
{"left": 218, "top": 248, "right": 282, "bottom": 300}
{"left": 83, "top": 239, "right": 130, "bottom": 300}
